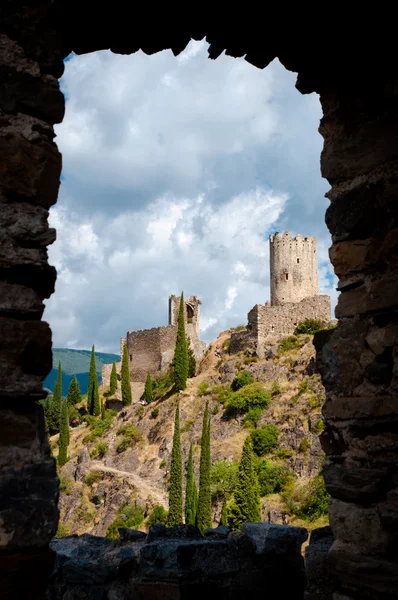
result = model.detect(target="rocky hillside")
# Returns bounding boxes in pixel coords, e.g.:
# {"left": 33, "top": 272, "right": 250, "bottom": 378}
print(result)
{"left": 54, "top": 328, "right": 328, "bottom": 539}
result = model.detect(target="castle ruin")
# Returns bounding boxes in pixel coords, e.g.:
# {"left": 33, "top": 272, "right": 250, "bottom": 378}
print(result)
{"left": 231, "top": 232, "right": 331, "bottom": 356}
{"left": 102, "top": 295, "right": 206, "bottom": 385}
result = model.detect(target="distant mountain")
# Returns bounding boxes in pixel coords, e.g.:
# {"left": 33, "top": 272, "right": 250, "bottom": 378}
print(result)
{"left": 43, "top": 348, "right": 120, "bottom": 396}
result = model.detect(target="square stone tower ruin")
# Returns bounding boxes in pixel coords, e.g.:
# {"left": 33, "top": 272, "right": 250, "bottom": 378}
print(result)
{"left": 230, "top": 231, "right": 331, "bottom": 356}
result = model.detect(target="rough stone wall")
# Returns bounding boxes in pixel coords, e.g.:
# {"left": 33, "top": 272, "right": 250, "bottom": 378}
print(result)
{"left": 312, "top": 73, "right": 398, "bottom": 600}
{"left": 231, "top": 295, "right": 331, "bottom": 358}
{"left": 126, "top": 325, "right": 176, "bottom": 382}
{"left": 270, "top": 232, "right": 319, "bottom": 306}
{"left": 169, "top": 294, "right": 201, "bottom": 340}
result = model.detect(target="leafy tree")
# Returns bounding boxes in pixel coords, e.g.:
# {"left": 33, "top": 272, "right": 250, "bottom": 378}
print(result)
{"left": 243, "top": 407, "right": 263, "bottom": 428}
{"left": 187, "top": 338, "right": 196, "bottom": 378}
{"left": 67, "top": 376, "right": 81, "bottom": 407}
{"left": 231, "top": 371, "right": 254, "bottom": 391}
{"left": 294, "top": 318, "right": 325, "bottom": 335}
{"left": 121, "top": 343, "right": 132, "bottom": 406}
{"left": 168, "top": 402, "right": 183, "bottom": 526}
{"left": 185, "top": 443, "right": 198, "bottom": 525}
{"left": 144, "top": 372, "right": 153, "bottom": 403}
{"left": 210, "top": 460, "right": 239, "bottom": 500}
{"left": 250, "top": 424, "right": 279, "bottom": 456}
{"left": 196, "top": 401, "right": 212, "bottom": 534}
{"left": 228, "top": 437, "right": 261, "bottom": 530}
{"left": 256, "top": 459, "right": 291, "bottom": 496}
{"left": 87, "top": 345, "right": 100, "bottom": 416}
{"left": 173, "top": 293, "right": 189, "bottom": 391}
{"left": 58, "top": 399, "right": 69, "bottom": 467}
{"left": 225, "top": 384, "right": 271, "bottom": 418}
{"left": 109, "top": 361, "right": 118, "bottom": 395}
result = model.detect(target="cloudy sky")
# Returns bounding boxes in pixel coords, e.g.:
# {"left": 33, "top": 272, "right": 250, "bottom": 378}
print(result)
{"left": 43, "top": 39, "right": 338, "bottom": 354}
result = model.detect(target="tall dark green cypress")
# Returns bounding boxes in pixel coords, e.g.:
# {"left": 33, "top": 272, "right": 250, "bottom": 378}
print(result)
{"left": 173, "top": 293, "right": 189, "bottom": 391}
{"left": 121, "top": 343, "right": 132, "bottom": 406}
{"left": 47, "top": 361, "right": 62, "bottom": 433}
{"left": 228, "top": 437, "right": 261, "bottom": 530}
{"left": 144, "top": 372, "right": 153, "bottom": 403}
{"left": 196, "top": 401, "right": 212, "bottom": 534}
{"left": 58, "top": 399, "right": 69, "bottom": 467}
{"left": 187, "top": 338, "right": 196, "bottom": 378}
{"left": 219, "top": 497, "right": 228, "bottom": 526}
{"left": 168, "top": 402, "right": 183, "bottom": 526}
{"left": 109, "top": 362, "right": 118, "bottom": 395}
{"left": 87, "top": 345, "right": 100, "bottom": 416}
{"left": 67, "top": 376, "right": 81, "bottom": 406}
{"left": 185, "top": 443, "right": 197, "bottom": 525}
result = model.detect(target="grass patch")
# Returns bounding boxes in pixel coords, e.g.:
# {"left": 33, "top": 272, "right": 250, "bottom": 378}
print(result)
{"left": 90, "top": 441, "right": 109, "bottom": 460}
{"left": 82, "top": 410, "right": 116, "bottom": 444}
{"left": 159, "top": 459, "right": 167, "bottom": 469}
{"left": 152, "top": 369, "right": 174, "bottom": 401}
{"left": 54, "top": 521, "right": 70, "bottom": 538}
{"left": 85, "top": 470, "right": 103, "bottom": 486}
{"left": 298, "top": 437, "right": 311, "bottom": 453}
{"left": 116, "top": 423, "right": 141, "bottom": 453}
{"left": 59, "top": 474, "right": 73, "bottom": 495}
{"left": 198, "top": 381, "right": 210, "bottom": 397}
{"left": 181, "top": 419, "right": 193, "bottom": 433}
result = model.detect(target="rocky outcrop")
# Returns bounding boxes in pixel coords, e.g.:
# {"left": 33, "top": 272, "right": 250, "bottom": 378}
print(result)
{"left": 47, "top": 523, "right": 308, "bottom": 600}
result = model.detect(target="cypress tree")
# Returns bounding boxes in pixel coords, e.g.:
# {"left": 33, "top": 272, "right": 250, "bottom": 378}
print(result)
{"left": 219, "top": 497, "right": 229, "bottom": 526}
{"left": 109, "top": 361, "right": 118, "bottom": 395}
{"left": 185, "top": 443, "right": 197, "bottom": 525}
{"left": 144, "top": 372, "right": 153, "bottom": 403}
{"left": 121, "top": 343, "right": 132, "bottom": 406}
{"left": 228, "top": 437, "right": 261, "bottom": 530}
{"left": 196, "top": 401, "right": 212, "bottom": 534}
{"left": 67, "top": 376, "right": 81, "bottom": 406}
{"left": 187, "top": 338, "right": 196, "bottom": 378}
{"left": 87, "top": 345, "right": 100, "bottom": 416}
{"left": 173, "top": 293, "right": 189, "bottom": 391}
{"left": 58, "top": 399, "right": 69, "bottom": 467}
{"left": 167, "top": 402, "right": 183, "bottom": 526}
{"left": 47, "top": 361, "right": 62, "bottom": 434}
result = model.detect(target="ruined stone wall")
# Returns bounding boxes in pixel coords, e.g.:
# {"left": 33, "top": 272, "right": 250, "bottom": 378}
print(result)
{"left": 270, "top": 232, "right": 319, "bottom": 306}
{"left": 231, "top": 295, "right": 331, "bottom": 357}
{"left": 169, "top": 294, "right": 201, "bottom": 340}
{"left": 126, "top": 326, "right": 176, "bottom": 382}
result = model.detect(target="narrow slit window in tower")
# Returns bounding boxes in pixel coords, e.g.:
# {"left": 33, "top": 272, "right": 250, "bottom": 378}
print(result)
{"left": 297, "top": 257, "right": 300, "bottom": 263}
{"left": 129, "top": 355, "right": 132, "bottom": 361}
{"left": 284, "top": 272, "right": 289, "bottom": 281}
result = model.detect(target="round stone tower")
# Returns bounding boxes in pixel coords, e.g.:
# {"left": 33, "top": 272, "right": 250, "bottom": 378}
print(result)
{"left": 269, "top": 231, "right": 318, "bottom": 306}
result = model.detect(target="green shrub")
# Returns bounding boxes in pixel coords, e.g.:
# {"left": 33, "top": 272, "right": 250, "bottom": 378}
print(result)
{"left": 116, "top": 423, "right": 141, "bottom": 453}
{"left": 210, "top": 460, "right": 239, "bottom": 500}
{"left": 211, "top": 385, "right": 232, "bottom": 404}
{"left": 181, "top": 419, "right": 193, "bottom": 433}
{"left": 250, "top": 424, "right": 279, "bottom": 456}
{"left": 198, "top": 381, "right": 210, "bottom": 397}
{"left": 235, "top": 361, "right": 242, "bottom": 371}
{"left": 243, "top": 407, "right": 263, "bottom": 428}
{"left": 54, "top": 521, "right": 70, "bottom": 538}
{"left": 231, "top": 371, "right": 254, "bottom": 391}
{"left": 233, "top": 325, "right": 246, "bottom": 332}
{"left": 294, "top": 318, "right": 325, "bottom": 335}
{"left": 106, "top": 502, "right": 145, "bottom": 540}
{"left": 298, "top": 437, "right": 311, "bottom": 453}
{"left": 159, "top": 459, "right": 167, "bottom": 469}
{"left": 151, "top": 407, "right": 159, "bottom": 419}
{"left": 152, "top": 369, "right": 174, "bottom": 401}
{"left": 256, "top": 460, "right": 292, "bottom": 496}
{"left": 212, "top": 403, "right": 219, "bottom": 415}
{"left": 85, "top": 470, "right": 103, "bottom": 486}
{"left": 275, "top": 447, "right": 294, "bottom": 459}
{"left": 243, "top": 356, "right": 258, "bottom": 364}
{"left": 225, "top": 384, "right": 271, "bottom": 417}
{"left": 82, "top": 410, "right": 115, "bottom": 443}
{"left": 313, "top": 419, "right": 324, "bottom": 434}
{"left": 90, "top": 441, "right": 109, "bottom": 460}
{"left": 271, "top": 381, "right": 281, "bottom": 396}
{"left": 59, "top": 474, "right": 72, "bottom": 495}
{"left": 147, "top": 504, "right": 168, "bottom": 527}
{"left": 278, "top": 336, "right": 301, "bottom": 355}
{"left": 222, "top": 339, "right": 231, "bottom": 350}
{"left": 294, "top": 476, "right": 330, "bottom": 522}
{"left": 136, "top": 406, "right": 145, "bottom": 419}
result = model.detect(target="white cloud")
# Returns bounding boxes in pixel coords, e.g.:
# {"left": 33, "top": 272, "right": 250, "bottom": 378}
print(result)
{"left": 44, "top": 41, "right": 338, "bottom": 352}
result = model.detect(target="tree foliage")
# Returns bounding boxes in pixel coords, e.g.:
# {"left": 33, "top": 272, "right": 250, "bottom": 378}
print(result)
{"left": 231, "top": 371, "right": 254, "bottom": 391}
{"left": 294, "top": 318, "right": 325, "bottom": 335}
{"left": 173, "top": 293, "right": 189, "bottom": 391}
{"left": 67, "top": 376, "right": 81, "bottom": 407}
{"left": 168, "top": 402, "right": 183, "bottom": 526}
{"left": 144, "top": 372, "right": 153, "bottom": 403}
{"left": 58, "top": 399, "right": 69, "bottom": 467}
{"left": 228, "top": 437, "right": 261, "bottom": 530}
{"left": 147, "top": 505, "right": 168, "bottom": 527}
{"left": 109, "top": 361, "right": 118, "bottom": 395}
{"left": 256, "top": 459, "right": 291, "bottom": 496}
{"left": 250, "top": 424, "right": 279, "bottom": 456}
{"left": 187, "top": 338, "right": 196, "bottom": 378}
{"left": 121, "top": 343, "right": 132, "bottom": 406}
{"left": 185, "top": 443, "right": 197, "bottom": 525}
{"left": 225, "top": 383, "right": 271, "bottom": 418}
{"left": 196, "top": 401, "right": 212, "bottom": 534}
{"left": 87, "top": 345, "right": 100, "bottom": 416}
{"left": 210, "top": 460, "right": 239, "bottom": 500}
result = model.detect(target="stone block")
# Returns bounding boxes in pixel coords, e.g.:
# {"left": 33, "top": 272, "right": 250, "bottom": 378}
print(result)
{"left": 305, "top": 526, "right": 335, "bottom": 600}
{"left": 324, "top": 462, "right": 392, "bottom": 503}
{"left": 329, "top": 239, "right": 381, "bottom": 276}
{"left": 0, "top": 317, "right": 52, "bottom": 398}
{"left": 241, "top": 522, "right": 308, "bottom": 555}
{"left": 0, "top": 282, "right": 44, "bottom": 318}
{"left": 336, "top": 272, "right": 398, "bottom": 318}
{"left": 322, "top": 395, "right": 398, "bottom": 420}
